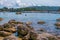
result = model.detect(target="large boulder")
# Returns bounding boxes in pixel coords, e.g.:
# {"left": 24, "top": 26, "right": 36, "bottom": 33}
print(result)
{"left": 29, "top": 32, "right": 38, "bottom": 40}
{"left": 2, "top": 23, "right": 16, "bottom": 33}
{"left": 17, "top": 25, "right": 28, "bottom": 38}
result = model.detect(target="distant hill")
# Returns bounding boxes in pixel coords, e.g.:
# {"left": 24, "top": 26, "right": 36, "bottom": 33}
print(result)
{"left": 22, "top": 6, "right": 60, "bottom": 11}
{"left": 0, "top": 6, "right": 60, "bottom": 12}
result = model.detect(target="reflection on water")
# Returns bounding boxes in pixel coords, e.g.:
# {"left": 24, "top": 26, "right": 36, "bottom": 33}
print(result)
{"left": 0, "top": 12, "right": 60, "bottom": 35}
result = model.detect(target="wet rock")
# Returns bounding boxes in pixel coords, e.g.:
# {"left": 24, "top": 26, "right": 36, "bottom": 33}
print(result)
{"left": 37, "top": 28, "right": 47, "bottom": 33}
{"left": 56, "top": 18, "right": 60, "bottom": 21}
{"left": 17, "top": 25, "right": 28, "bottom": 38}
{"left": 16, "top": 12, "right": 22, "bottom": 14}
{"left": 0, "top": 31, "right": 12, "bottom": 37}
{"left": 26, "top": 21, "right": 32, "bottom": 25}
{"left": 3, "top": 36, "right": 17, "bottom": 40}
{"left": 55, "top": 22, "right": 60, "bottom": 26}
{"left": 37, "top": 21, "right": 45, "bottom": 24}
{"left": 55, "top": 22, "right": 60, "bottom": 29}
{"left": 0, "top": 17, "right": 3, "bottom": 21}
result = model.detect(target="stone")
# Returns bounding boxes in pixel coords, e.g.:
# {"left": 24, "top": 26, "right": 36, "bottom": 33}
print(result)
{"left": 0, "top": 31, "right": 12, "bottom": 37}
{"left": 47, "top": 36, "right": 58, "bottom": 40}
{"left": 26, "top": 21, "right": 32, "bottom": 25}
{"left": 29, "top": 32, "right": 38, "bottom": 40}
{"left": 37, "top": 28, "right": 47, "bottom": 33}
{"left": 16, "top": 21, "right": 23, "bottom": 24}
{"left": 56, "top": 18, "right": 60, "bottom": 21}
{"left": 8, "top": 19, "right": 17, "bottom": 25}
{"left": 3, "top": 28, "right": 16, "bottom": 33}
{"left": 26, "top": 25, "right": 34, "bottom": 31}
{"left": 17, "top": 25, "right": 28, "bottom": 38}
{"left": 0, "top": 25, "right": 4, "bottom": 31}
{"left": 37, "top": 21, "right": 45, "bottom": 24}
{"left": 3, "top": 36, "right": 17, "bottom": 40}
{"left": 37, "top": 33, "right": 58, "bottom": 40}
{"left": 55, "top": 22, "right": 60, "bottom": 29}
{"left": 3, "top": 23, "right": 14, "bottom": 28}
{"left": 16, "top": 12, "right": 22, "bottom": 14}
{"left": 0, "top": 18, "right": 3, "bottom": 21}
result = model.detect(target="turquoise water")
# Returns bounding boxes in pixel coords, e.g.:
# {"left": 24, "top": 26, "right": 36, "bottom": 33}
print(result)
{"left": 0, "top": 12, "right": 60, "bottom": 35}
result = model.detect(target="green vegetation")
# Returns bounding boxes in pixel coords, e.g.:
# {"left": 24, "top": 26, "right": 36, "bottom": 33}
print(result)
{"left": 0, "top": 6, "right": 60, "bottom": 12}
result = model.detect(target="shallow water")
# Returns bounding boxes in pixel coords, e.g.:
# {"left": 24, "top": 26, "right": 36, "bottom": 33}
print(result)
{"left": 0, "top": 12, "right": 60, "bottom": 35}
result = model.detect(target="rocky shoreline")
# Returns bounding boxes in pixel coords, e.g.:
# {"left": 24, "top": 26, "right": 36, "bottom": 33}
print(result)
{"left": 0, "top": 18, "right": 60, "bottom": 40}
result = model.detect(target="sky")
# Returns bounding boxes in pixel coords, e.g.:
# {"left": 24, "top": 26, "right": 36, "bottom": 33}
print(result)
{"left": 0, "top": 0, "right": 60, "bottom": 8}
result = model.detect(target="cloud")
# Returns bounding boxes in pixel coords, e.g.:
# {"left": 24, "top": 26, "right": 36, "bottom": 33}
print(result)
{"left": 0, "top": 0, "right": 16, "bottom": 7}
{"left": 0, "top": 0, "right": 60, "bottom": 8}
